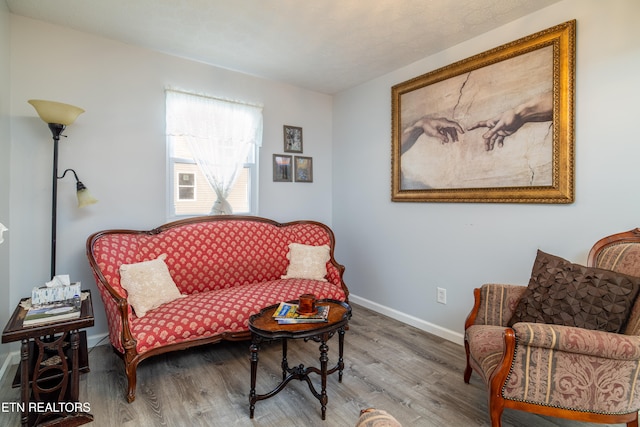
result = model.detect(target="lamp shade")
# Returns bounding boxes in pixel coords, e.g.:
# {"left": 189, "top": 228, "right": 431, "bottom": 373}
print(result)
{"left": 77, "top": 189, "right": 98, "bottom": 208}
{"left": 28, "top": 99, "right": 85, "bottom": 125}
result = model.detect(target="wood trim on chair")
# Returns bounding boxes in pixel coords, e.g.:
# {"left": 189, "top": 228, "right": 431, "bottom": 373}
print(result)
{"left": 463, "top": 288, "right": 482, "bottom": 384}
{"left": 464, "top": 288, "right": 482, "bottom": 330}
{"left": 503, "top": 399, "right": 639, "bottom": 426}
{"left": 487, "top": 328, "right": 516, "bottom": 427}
{"left": 587, "top": 227, "right": 640, "bottom": 267}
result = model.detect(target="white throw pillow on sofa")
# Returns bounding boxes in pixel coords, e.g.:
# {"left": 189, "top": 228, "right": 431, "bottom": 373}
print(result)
{"left": 120, "top": 254, "right": 184, "bottom": 317}
{"left": 281, "top": 243, "right": 330, "bottom": 282}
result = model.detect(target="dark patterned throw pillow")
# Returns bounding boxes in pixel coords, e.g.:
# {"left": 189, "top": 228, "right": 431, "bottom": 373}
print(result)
{"left": 508, "top": 250, "right": 640, "bottom": 333}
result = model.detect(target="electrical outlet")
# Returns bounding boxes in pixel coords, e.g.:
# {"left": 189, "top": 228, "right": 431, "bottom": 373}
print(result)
{"left": 437, "top": 287, "right": 447, "bottom": 304}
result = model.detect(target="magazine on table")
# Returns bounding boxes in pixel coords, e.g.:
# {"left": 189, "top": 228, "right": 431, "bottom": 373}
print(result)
{"left": 272, "top": 301, "right": 329, "bottom": 324}
{"left": 23, "top": 301, "right": 81, "bottom": 326}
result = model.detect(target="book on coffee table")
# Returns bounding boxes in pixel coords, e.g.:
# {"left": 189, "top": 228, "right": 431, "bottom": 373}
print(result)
{"left": 272, "top": 302, "right": 330, "bottom": 324}
{"left": 23, "top": 302, "right": 81, "bottom": 326}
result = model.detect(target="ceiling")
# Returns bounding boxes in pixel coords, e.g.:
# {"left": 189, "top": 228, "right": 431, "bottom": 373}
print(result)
{"left": 6, "top": 0, "right": 563, "bottom": 94}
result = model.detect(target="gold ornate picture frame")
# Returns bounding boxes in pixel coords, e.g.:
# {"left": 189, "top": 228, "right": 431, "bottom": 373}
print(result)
{"left": 391, "top": 20, "right": 575, "bottom": 203}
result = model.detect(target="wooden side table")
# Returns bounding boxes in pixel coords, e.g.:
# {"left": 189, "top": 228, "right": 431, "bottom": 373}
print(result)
{"left": 248, "top": 299, "right": 351, "bottom": 420}
{"left": 2, "top": 290, "right": 94, "bottom": 427}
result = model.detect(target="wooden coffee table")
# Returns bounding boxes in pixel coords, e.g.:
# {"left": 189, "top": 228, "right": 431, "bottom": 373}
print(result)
{"left": 248, "top": 299, "right": 351, "bottom": 420}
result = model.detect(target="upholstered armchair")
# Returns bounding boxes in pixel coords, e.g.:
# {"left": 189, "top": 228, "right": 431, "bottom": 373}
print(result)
{"left": 464, "top": 228, "right": 640, "bottom": 427}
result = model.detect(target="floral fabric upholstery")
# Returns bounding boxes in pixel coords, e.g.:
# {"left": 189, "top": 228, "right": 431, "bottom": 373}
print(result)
{"left": 473, "top": 284, "right": 527, "bottom": 327}
{"left": 131, "top": 279, "right": 345, "bottom": 353}
{"left": 594, "top": 242, "right": 640, "bottom": 277}
{"left": 593, "top": 242, "right": 640, "bottom": 335}
{"left": 504, "top": 322, "right": 640, "bottom": 414}
{"left": 465, "top": 325, "right": 506, "bottom": 384}
{"left": 89, "top": 219, "right": 347, "bottom": 355}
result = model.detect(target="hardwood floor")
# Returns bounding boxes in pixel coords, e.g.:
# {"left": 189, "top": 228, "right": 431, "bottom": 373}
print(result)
{"left": 0, "top": 304, "right": 627, "bottom": 426}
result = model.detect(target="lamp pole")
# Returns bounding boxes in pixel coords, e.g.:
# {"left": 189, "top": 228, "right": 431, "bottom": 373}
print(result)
{"left": 28, "top": 100, "right": 89, "bottom": 280}
{"left": 48, "top": 123, "right": 66, "bottom": 279}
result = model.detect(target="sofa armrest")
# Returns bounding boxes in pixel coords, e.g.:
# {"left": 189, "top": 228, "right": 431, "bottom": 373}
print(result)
{"left": 504, "top": 322, "right": 640, "bottom": 413}
{"left": 465, "top": 284, "right": 527, "bottom": 329}
{"left": 326, "top": 259, "right": 348, "bottom": 299}
{"left": 86, "top": 233, "right": 137, "bottom": 354}
{"left": 89, "top": 265, "right": 137, "bottom": 352}
{"left": 512, "top": 322, "right": 640, "bottom": 360}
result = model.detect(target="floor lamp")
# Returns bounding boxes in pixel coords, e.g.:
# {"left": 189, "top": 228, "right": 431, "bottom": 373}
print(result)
{"left": 28, "top": 100, "right": 98, "bottom": 279}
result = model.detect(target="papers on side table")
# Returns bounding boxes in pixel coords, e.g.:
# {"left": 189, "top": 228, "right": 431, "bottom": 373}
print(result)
{"left": 23, "top": 301, "right": 81, "bottom": 326}
{"left": 272, "top": 302, "right": 329, "bottom": 324}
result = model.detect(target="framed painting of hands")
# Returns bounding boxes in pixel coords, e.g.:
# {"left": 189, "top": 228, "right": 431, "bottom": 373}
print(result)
{"left": 391, "top": 20, "right": 575, "bottom": 203}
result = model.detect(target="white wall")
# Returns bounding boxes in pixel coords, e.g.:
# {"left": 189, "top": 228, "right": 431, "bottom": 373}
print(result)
{"left": 333, "top": 0, "right": 640, "bottom": 343}
{"left": 0, "top": 1, "right": 11, "bottom": 368}
{"left": 8, "top": 16, "right": 333, "bottom": 342}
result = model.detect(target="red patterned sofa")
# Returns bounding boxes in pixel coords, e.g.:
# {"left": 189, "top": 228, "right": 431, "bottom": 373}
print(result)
{"left": 86, "top": 215, "right": 349, "bottom": 402}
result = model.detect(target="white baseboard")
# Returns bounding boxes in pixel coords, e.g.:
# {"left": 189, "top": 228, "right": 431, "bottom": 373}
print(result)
{"left": 0, "top": 332, "right": 110, "bottom": 382}
{"left": 349, "top": 294, "right": 464, "bottom": 346}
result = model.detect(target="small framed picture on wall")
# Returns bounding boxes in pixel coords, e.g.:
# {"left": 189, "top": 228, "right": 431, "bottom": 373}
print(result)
{"left": 283, "top": 125, "right": 303, "bottom": 153}
{"left": 273, "top": 154, "right": 293, "bottom": 182}
{"left": 294, "top": 156, "right": 313, "bottom": 183}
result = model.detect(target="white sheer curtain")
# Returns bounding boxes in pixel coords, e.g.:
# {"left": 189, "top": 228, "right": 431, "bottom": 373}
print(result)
{"left": 166, "top": 90, "right": 263, "bottom": 214}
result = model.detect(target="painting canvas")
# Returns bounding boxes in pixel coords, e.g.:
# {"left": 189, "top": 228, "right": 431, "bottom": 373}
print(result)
{"left": 391, "top": 20, "right": 575, "bottom": 203}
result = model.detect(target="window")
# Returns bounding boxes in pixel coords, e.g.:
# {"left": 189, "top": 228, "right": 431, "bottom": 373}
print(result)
{"left": 177, "top": 173, "right": 195, "bottom": 201}
{"left": 166, "top": 90, "right": 262, "bottom": 218}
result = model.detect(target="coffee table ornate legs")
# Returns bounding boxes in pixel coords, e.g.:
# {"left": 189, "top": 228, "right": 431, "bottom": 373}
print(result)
{"left": 338, "top": 328, "right": 345, "bottom": 382}
{"left": 249, "top": 338, "right": 260, "bottom": 419}
{"left": 319, "top": 338, "right": 329, "bottom": 420}
{"left": 281, "top": 339, "right": 288, "bottom": 381}
{"left": 249, "top": 334, "right": 339, "bottom": 420}
{"left": 247, "top": 300, "right": 351, "bottom": 420}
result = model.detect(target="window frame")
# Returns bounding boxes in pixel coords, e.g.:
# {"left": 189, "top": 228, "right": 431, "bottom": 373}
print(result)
{"left": 166, "top": 136, "right": 259, "bottom": 220}
{"left": 177, "top": 172, "right": 196, "bottom": 201}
